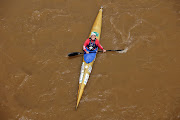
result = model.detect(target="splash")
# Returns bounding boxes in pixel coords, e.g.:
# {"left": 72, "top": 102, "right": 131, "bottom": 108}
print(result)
{"left": 118, "top": 47, "right": 129, "bottom": 53}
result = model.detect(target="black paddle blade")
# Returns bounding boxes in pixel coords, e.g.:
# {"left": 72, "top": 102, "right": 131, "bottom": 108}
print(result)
{"left": 114, "top": 49, "right": 124, "bottom": 51}
{"left": 68, "top": 52, "right": 82, "bottom": 57}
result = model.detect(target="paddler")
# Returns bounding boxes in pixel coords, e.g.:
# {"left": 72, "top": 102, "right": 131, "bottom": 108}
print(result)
{"left": 83, "top": 32, "right": 106, "bottom": 54}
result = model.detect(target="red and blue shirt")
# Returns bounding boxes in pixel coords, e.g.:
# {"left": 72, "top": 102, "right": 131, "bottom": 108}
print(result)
{"left": 83, "top": 38, "right": 104, "bottom": 52}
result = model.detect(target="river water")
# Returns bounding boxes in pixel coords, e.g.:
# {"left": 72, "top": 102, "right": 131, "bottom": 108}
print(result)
{"left": 0, "top": 0, "right": 180, "bottom": 119}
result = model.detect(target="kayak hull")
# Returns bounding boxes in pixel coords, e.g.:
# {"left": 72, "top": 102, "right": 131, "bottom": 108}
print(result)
{"left": 76, "top": 7, "right": 103, "bottom": 109}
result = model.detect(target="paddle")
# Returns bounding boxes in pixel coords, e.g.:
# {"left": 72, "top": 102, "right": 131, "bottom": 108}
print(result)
{"left": 68, "top": 49, "right": 124, "bottom": 57}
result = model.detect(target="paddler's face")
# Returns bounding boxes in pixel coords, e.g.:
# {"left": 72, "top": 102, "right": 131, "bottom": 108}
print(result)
{"left": 91, "top": 35, "right": 96, "bottom": 40}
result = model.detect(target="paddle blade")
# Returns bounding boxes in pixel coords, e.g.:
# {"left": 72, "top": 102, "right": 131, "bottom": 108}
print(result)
{"left": 114, "top": 49, "right": 124, "bottom": 51}
{"left": 68, "top": 52, "right": 82, "bottom": 57}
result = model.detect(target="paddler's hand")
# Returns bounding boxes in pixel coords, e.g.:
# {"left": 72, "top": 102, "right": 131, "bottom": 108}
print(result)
{"left": 86, "top": 51, "right": 89, "bottom": 54}
{"left": 103, "top": 49, "right": 106, "bottom": 53}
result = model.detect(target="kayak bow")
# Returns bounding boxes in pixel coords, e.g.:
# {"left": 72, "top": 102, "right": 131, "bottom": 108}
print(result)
{"left": 76, "top": 7, "right": 103, "bottom": 109}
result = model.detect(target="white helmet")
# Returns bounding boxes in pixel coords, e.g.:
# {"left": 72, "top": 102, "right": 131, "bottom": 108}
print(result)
{"left": 91, "top": 32, "right": 96, "bottom": 36}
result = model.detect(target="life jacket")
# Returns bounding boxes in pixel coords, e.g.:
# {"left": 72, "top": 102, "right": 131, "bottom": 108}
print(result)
{"left": 87, "top": 38, "right": 97, "bottom": 51}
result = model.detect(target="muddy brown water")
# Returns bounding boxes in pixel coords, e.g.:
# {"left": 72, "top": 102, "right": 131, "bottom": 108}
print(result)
{"left": 0, "top": 0, "right": 180, "bottom": 119}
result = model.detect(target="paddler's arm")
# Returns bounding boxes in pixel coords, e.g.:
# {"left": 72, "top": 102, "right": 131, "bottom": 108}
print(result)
{"left": 83, "top": 39, "right": 89, "bottom": 54}
{"left": 96, "top": 40, "right": 106, "bottom": 53}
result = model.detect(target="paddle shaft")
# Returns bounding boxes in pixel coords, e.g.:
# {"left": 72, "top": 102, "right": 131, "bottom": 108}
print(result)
{"left": 81, "top": 49, "right": 123, "bottom": 54}
{"left": 68, "top": 49, "right": 124, "bottom": 57}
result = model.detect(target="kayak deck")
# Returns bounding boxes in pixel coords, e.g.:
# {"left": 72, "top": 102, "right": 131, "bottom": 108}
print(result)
{"left": 76, "top": 7, "right": 103, "bottom": 109}
{"left": 84, "top": 48, "right": 98, "bottom": 63}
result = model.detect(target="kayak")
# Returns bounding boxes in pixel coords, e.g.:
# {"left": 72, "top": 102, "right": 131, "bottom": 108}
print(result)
{"left": 76, "top": 7, "right": 103, "bottom": 109}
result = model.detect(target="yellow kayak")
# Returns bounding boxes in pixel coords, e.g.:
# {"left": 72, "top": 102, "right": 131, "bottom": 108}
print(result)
{"left": 76, "top": 7, "right": 103, "bottom": 109}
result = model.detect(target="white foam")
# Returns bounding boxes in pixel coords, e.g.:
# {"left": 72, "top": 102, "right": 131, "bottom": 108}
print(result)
{"left": 118, "top": 47, "right": 129, "bottom": 53}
